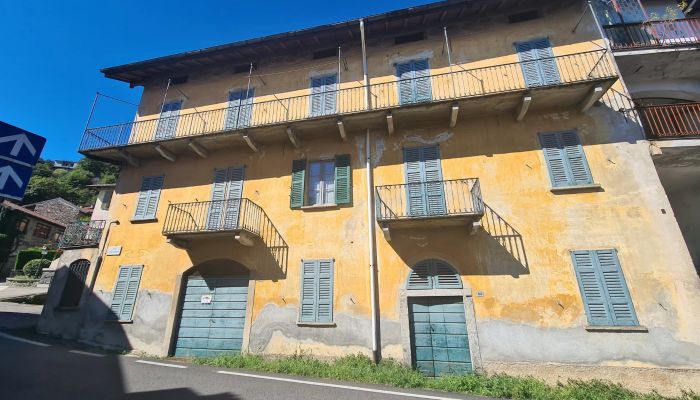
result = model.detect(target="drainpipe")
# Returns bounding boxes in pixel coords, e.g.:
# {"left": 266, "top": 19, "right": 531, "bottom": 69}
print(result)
{"left": 360, "top": 18, "right": 379, "bottom": 363}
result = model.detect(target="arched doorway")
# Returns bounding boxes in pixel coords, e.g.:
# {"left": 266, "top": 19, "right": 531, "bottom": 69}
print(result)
{"left": 173, "top": 259, "right": 250, "bottom": 357}
{"left": 402, "top": 259, "right": 479, "bottom": 377}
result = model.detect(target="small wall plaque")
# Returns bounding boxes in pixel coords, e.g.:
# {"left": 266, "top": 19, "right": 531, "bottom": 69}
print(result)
{"left": 200, "top": 295, "right": 213, "bottom": 304}
{"left": 106, "top": 246, "right": 122, "bottom": 256}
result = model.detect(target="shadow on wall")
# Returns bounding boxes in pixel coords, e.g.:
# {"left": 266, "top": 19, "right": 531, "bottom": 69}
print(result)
{"left": 29, "top": 263, "right": 242, "bottom": 399}
{"left": 480, "top": 203, "right": 529, "bottom": 275}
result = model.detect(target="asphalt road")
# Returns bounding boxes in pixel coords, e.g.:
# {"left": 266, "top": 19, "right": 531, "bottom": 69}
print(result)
{"left": 0, "top": 307, "right": 486, "bottom": 400}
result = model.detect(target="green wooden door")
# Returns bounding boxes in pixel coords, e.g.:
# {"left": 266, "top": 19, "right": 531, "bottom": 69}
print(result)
{"left": 409, "top": 296, "right": 471, "bottom": 377}
{"left": 174, "top": 276, "right": 248, "bottom": 357}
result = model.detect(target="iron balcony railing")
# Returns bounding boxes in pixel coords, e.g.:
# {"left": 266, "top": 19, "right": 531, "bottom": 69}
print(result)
{"left": 80, "top": 50, "right": 616, "bottom": 151}
{"left": 638, "top": 102, "right": 700, "bottom": 139}
{"left": 375, "top": 179, "right": 484, "bottom": 222}
{"left": 603, "top": 18, "right": 700, "bottom": 50}
{"left": 58, "top": 220, "right": 106, "bottom": 249}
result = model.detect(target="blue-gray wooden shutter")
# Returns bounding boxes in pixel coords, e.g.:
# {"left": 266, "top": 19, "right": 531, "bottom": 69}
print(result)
{"left": 572, "top": 250, "right": 638, "bottom": 326}
{"left": 299, "top": 260, "right": 318, "bottom": 322}
{"left": 207, "top": 168, "right": 228, "bottom": 229}
{"left": 516, "top": 41, "right": 543, "bottom": 88}
{"left": 413, "top": 59, "right": 432, "bottom": 102}
{"left": 396, "top": 62, "right": 415, "bottom": 105}
{"left": 432, "top": 260, "right": 462, "bottom": 288}
{"left": 323, "top": 75, "right": 337, "bottom": 115}
{"left": 516, "top": 38, "right": 560, "bottom": 87}
{"left": 223, "top": 166, "right": 245, "bottom": 229}
{"left": 225, "top": 89, "right": 255, "bottom": 130}
{"left": 109, "top": 265, "right": 143, "bottom": 321}
{"left": 404, "top": 147, "right": 426, "bottom": 216}
{"left": 540, "top": 132, "right": 593, "bottom": 187}
{"left": 422, "top": 145, "right": 445, "bottom": 215}
{"left": 290, "top": 159, "right": 307, "bottom": 209}
{"left": 310, "top": 75, "right": 336, "bottom": 117}
{"left": 334, "top": 154, "right": 351, "bottom": 205}
{"left": 316, "top": 259, "right": 334, "bottom": 323}
{"left": 155, "top": 101, "right": 182, "bottom": 139}
{"left": 407, "top": 263, "right": 432, "bottom": 289}
{"left": 595, "top": 249, "right": 638, "bottom": 326}
{"left": 134, "top": 176, "right": 164, "bottom": 220}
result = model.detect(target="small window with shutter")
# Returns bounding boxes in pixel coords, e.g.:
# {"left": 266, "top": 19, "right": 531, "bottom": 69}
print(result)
{"left": 133, "top": 175, "right": 164, "bottom": 221}
{"left": 571, "top": 249, "right": 639, "bottom": 327}
{"left": 107, "top": 265, "right": 143, "bottom": 321}
{"left": 539, "top": 131, "right": 594, "bottom": 188}
{"left": 396, "top": 59, "right": 432, "bottom": 105}
{"left": 290, "top": 155, "right": 351, "bottom": 208}
{"left": 298, "top": 259, "right": 334, "bottom": 323}
{"left": 406, "top": 259, "right": 462, "bottom": 290}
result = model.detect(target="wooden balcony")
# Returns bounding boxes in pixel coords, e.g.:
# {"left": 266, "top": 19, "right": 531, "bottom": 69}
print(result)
{"left": 80, "top": 50, "right": 617, "bottom": 164}
{"left": 375, "top": 179, "right": 484, "bottom": 240}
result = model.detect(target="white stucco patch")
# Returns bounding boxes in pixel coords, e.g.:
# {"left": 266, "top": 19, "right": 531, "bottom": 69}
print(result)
{"left": 388, "top": 49, "right": 435, "bottom": 66}
{"left": 403, "top": 131, "right": 454, "bottom": 145}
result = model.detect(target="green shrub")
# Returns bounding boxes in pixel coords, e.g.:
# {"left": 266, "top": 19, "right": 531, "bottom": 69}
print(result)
{"left": 14, "top": 247, "right": 58, "bottom": 271}
{"left": 22, "top": 258, "right": 51, "bottom": 278}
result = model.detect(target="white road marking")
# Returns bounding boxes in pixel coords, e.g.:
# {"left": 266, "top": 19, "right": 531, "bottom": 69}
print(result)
{"left": 0, "top": 332, "right": 50, "bottom": 347}
{"left": 216, "top": 370, "right": 463, "bottom": 400}
{"left": 135, "top": 360, "right": 187, "bottom": 369}
{"left": 68, "top": 349, "right": 104, "bottom": 357}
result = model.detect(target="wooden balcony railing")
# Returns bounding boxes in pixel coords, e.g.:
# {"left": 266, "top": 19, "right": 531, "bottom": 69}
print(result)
{"left": 603, "top": 18, "right": 700, "bottom": 50}
{"left": 58, "top": 220, "right": 106, "bottom": 249}
{"left": 638, "top": 102, "right": 700, "bottom": 139}
{"left": 375, "top": 178, "right": 484, "bottom": 222}
{"left": 79, "top": 50, "right": 616, "bottom": 152}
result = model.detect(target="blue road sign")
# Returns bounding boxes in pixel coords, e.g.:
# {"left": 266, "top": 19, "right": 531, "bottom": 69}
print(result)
{"left": 0, "top": 159, "right": 34, "bottom": 201}
{"left": 0, "top": 121, "right": 46, "bottom": 201}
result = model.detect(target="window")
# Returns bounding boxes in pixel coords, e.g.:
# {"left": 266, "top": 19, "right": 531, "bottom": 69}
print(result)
{"left": 225, "top": 89, "right": 254, "bottom": 130}
{"left": 539, "top": 131, "right": 594, "bottom": 188}
{"left": 310, "top": 74, "right": 337, "bottom": 117}
{"left": 299, "top": 259, "right": 334, "bottom": 323}
{"left": 33, "top": 223, "right": 50, "bottom": 239}
{"left": 515, "top": 38, "right": 560, "bottom": 87}
{"left": 108, "top": 265, "right": 143, "bottom": 321}
{"left": 17, "top": 218, "right": 28, "bottom": 234}
{"left": 290, "top": 155, "right": 351, "bottom": 208}
{"left": 396, "top": 59, "right": 432, "bottom": 105}
{"left": 207, "top": 166, "right": 245, "bottom": 230}
{"left": 571, "top": 249, "right": 639, "bottom": 327}
{"left": 133, "top": 176, "right": 164, "bottom": 221}
{"left": 51, "top": 232, "right": 62, "bottom": 242}
{"left": 404, "top": 145, "right": 445, "bottom": 216}
{"left": 59, "top": 259, "right": 90, "bottom": 308}
{"left": 406, "top": 259, "right": 462, "bottom": 290}
{"left": 100, "top": 190, "right": 113, "bottom": 211}
{"left": 154, "top": 101, "right": 182, "bottom": 139}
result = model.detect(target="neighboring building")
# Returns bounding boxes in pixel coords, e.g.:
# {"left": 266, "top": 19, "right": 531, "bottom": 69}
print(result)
{"left": 44, "top": 0, "right": 700, "bottom": 391}
{"left": 23, "top": 197, "right": 81, "bottom": 226}
{"left": 0, "top": 201, "right": 65, "bottom": 278}
{"left": 590, "top": 0, "right": 700, "bottom": 276}
{"left": 49, "top": 160, "right": 78, "bottom": 171}
{"left": 38, "top": 184, "right": 114, "bottom": 337}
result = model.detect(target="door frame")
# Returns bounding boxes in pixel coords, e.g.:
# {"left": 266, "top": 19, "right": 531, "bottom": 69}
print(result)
{"left": 398, "top": 274, "right": 482, "bottom": 373}
{"left": 163, "top": 269, "right": 256, "bottom": 357}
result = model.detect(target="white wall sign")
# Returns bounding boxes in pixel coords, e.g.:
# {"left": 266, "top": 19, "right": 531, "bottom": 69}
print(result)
{"left": 200, "top": 295, "right": 213, "bottom": 304}
{"left": 106, "top": 246, "right": 122, "bottom": 256}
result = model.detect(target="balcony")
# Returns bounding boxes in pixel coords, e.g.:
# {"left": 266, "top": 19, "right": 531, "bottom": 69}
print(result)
{"left": 638, "top": 102, "right": 700, "bottom": 139}
{"left": 375, "top": 179, "right": 484, "bottom": 240}
{"left": 80, "top": 50, "right": 617, "bottom": 162}
{"left": 603, "top": 18, "right": 700, "bottom": 51}
{"left": 58, "top": 220, "right": 106, "bottom": 249}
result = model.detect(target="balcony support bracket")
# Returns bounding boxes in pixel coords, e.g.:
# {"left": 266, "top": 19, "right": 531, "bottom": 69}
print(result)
{"left": 235, "top": 231, "right": 256, "bottom": 247}
{"left": 516, "top": 95, "right": 532, "bottom": 122}
{"left": 449, "top": 103, "right": 459, "bottom": 128}
{"left": 118, "top": 150, "right": 139, "bottom": 167}
{"left": 188, "top": 140, "right": 208, "bottom": 158}
{"left": 580, "top": 85, "right": 604, "bottom": 113}
{"left": 154, "top": 145, "right": 176, "bottom": 162}
{"left": 381, "top": 225, "right": 391, "bottom": 242}
{"left": 286, "top": 127, "right": 300, "bottom": 148}
{"left": 242, "top": 133, "right": 259, "bottom": 152}
{"left": 469, "top": 221, "right": 482, "bottom": 236}
{"left": 386, "top": 112, "right": 394, "bottom": 135}
{"left": 337, "top": 119, "right": 347, "bottom": 142}
{"left": 166, "top": 237, "right": 188, "bottom": 249}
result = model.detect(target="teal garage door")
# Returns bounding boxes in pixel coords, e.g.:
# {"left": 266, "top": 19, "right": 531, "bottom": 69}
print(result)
{"left": 409, "top": 296, "right": 472, "bottom": 377}
{"left": 174, "top": 276, "right": 248, "bottom": 357}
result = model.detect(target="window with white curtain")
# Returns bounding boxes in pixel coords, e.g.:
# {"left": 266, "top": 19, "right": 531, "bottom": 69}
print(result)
{"left": 307, "top": 160, "right": 336, "bottom": 205}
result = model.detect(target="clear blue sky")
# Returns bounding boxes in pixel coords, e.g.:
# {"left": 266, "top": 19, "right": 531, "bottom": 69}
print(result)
{"left": 0, "top": 0, "right": 428, "bottom": 161}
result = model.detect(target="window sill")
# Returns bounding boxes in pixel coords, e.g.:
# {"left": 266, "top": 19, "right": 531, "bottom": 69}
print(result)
{"left": 296, "top": 322, "right": 336, "bottom": 327}
{"left": 585, "top": 325, "right": 648, "bottom": 333}
{"left": 550, "top": 184, "right": 602, "bottom": 193}
{"left": 130, "top": 218, "right": 158, "bottom": 224}
{"left": 105, "top": 319, "right": 133, "bottom": 324}
{"left": 300, "top": 204, "right": 338, "bottom": 211}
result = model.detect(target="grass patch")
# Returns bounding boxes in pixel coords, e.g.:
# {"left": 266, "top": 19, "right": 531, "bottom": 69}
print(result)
{"left": 195, "top": 353, "right": 699, "bottom": 400}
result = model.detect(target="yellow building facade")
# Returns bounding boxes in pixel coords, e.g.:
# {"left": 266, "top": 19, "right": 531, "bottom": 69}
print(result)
{"left": 41, "top": 0, "right": 700, "bottom": 390}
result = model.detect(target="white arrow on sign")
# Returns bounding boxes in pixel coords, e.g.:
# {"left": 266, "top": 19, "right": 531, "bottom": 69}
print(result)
{"left": 0, "top": 165, "right": 23, "bottom": 190}
{"left": 0, "top": 134, "right": 37, "bottom": 157}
